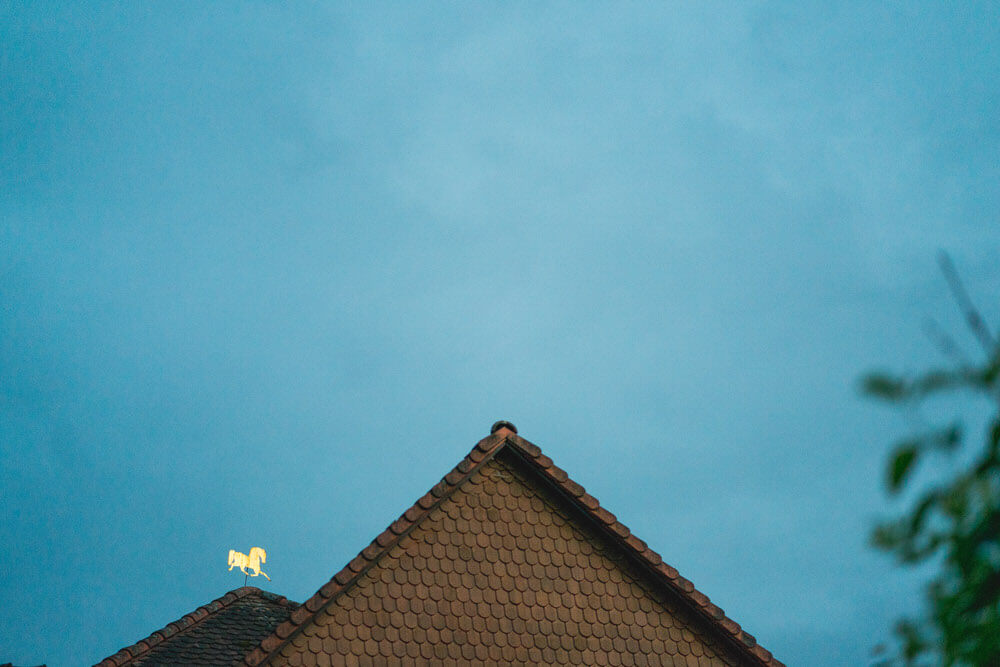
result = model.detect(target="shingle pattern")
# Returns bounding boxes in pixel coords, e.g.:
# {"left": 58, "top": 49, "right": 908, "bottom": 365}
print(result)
{"left": 97, "top": 587, "right": 297, "bottom": 666}
{"left": 247, "top": 426, "right": 782, "bottom": 666}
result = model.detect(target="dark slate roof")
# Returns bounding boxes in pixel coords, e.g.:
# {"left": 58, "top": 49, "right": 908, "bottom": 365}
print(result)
{"left": 96, "top": 587, "right": 297, "bottom": 666}
{"left": 246, "top": 423, "right": 783, "bottom": 666}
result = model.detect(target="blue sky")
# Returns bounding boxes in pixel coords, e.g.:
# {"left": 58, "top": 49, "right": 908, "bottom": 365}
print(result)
{"left": 2, "top": 3, "right": 998, "bottom": 665}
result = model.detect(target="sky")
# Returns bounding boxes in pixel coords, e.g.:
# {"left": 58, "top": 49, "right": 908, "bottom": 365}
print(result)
{"left": 1, "top": 3, "right": 998, "bottom": 665}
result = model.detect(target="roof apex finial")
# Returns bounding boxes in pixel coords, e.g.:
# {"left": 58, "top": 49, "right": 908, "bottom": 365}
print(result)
{"left": 490, "top": 420, "right": 517, "bottom": 435}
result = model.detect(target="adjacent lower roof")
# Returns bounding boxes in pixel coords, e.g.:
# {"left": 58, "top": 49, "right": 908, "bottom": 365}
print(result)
{"left": 96, "top": 587, "right": 297, "bottom": 666}
{"left": 244, "top": 424, "right": 783, "bottom": 666}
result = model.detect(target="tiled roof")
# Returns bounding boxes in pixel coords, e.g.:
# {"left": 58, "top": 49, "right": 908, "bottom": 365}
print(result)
{"left": 97, "top": 587, "right": 297, "bottom": 666}
{"left": 246, "top": 423, "right": 783, "bottom": 666}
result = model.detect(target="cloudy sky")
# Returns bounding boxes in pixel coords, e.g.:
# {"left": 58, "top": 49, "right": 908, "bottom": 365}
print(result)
{"left": 2, "top": 3, "right": 998, "bottom": 665}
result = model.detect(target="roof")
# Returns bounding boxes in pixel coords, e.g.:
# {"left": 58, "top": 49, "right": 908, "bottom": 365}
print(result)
{"left": 97, "top": 587, "right": 297, "bottom": 666}
{"left": 245, "top": 423, "right": 783, "bottom": 666}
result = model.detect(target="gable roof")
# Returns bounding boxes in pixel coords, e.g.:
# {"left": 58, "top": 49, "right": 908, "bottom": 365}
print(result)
{"left": 97, "top": 587, "right": 297, "bottom": 666}
{"left": 245, "top": 423, "right": 783, "bottom": 666}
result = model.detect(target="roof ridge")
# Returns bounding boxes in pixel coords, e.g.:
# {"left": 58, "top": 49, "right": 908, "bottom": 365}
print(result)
{"left": 498, "top": 431, "right": 784, "bottom": 667}
{"left": 244, "top": 431, "right": 510, "bottom": 664}
{"left": 96, "top": 586, "right": 296, "bottom": 666}
{"left": 244, "top": 427, "right": 783, "bottom": 666}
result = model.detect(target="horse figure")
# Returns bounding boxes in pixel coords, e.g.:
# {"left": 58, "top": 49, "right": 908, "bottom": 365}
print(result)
{"left": 228, "top": 547, "right": 270, "bottom": 580}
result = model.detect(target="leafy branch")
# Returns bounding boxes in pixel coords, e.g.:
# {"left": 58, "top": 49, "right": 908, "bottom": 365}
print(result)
{"left": 864, "top": 253, "right": 1000, "bottom": 666}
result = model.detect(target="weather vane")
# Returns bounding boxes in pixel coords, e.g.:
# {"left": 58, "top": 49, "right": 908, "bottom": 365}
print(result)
{"left": 228, "top": 546, "right": 270, "bottom": 586}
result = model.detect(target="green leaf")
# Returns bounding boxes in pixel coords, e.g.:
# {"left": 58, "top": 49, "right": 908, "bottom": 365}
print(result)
{"left": 871, "top": 521, "right": 904, "bottom": 551}
{"left": 942, "top": 478, "right": 972, "bottom": 519}
{"left": 927, "top": 423, "right": 963, "bottom": 454}
{"left": 888, "top": 445, "right": 921, "bottom": 493}
{"left": 983, "top": 356, "right": 1000, "bottom": 386}
{"left": 908, "top": 491, "right": 942, "bottom": 537}
{"left": 989, "top": 419, "right": 1000, "bottom": 458}
{"left": 967, "top": 510, "right": 1000, "bottom": 548}
{"left": 964, "top": 569, "right": 1000, "bottom": 613}
{"left": 900, "top": 533, "right": 944, "bottom": 563}
{"left": 913, "top": 370, "right": 963, "bottom": 396}
{"left": 862, "top": 373, "right": 908, "bottom": 401}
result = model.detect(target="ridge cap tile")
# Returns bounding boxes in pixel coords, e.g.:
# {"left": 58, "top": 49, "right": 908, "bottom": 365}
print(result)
{"left": 594, "top": 506, "right": 616, "bottom": 525}
{"left": 347, "top": 555, "right": 366, "bottom": 573}
{"left": 754, "top": 646, "right": 775, "bottom": 662}
{"left": 626, "top": 534, "right": 647, "bottom": 551}
{"left": 563, "top": 478, "right": 585, "bottom": 496}
{"left": 245, "top": 647, "right": 266, "bottom": 665}
{"left": 290, "top": 606, "right": 310, "bottom": 625}
{"left": 612, "top": 523, "right": 631, "bottom": 538}
{"left": 548, "top": 464, "right": 569, "bottom": 482}
{"left": 260, "top": 635, "right": 282, "bottom": 653}
{"left": 274, "top": 620, "right": 294, "bottom": 640}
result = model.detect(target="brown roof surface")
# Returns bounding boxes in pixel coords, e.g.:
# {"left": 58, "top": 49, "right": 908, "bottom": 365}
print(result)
{"left": 246, "top": 424, "right": 783, "bottom": 666}
{"left": 97, "top": 587, "right": 297, "bottom": 666}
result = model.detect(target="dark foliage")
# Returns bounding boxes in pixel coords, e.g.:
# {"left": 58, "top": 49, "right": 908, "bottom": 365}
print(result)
{"left": 864, "top": 254, "right": 1000, "bottom": 666}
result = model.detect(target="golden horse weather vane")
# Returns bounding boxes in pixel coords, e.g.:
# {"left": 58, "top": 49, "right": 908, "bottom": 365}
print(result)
{"left": 228, "top": 546, "right": 270, "bottom": 583}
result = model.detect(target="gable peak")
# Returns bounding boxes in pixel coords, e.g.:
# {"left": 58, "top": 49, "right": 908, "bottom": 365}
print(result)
{"left": 490, "top": 419, "right": 517, "bottom": 435}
